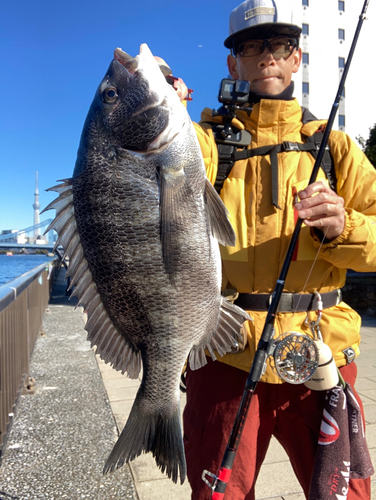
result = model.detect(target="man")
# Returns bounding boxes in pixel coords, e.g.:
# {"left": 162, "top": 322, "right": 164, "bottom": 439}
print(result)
{"left": 174, "top": 0, "right": 376, "bottom": 498}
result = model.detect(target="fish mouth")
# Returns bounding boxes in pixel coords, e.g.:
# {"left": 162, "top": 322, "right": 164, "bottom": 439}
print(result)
{"left": 114, "top": 46, "right": 173, "bottom": 79}
{"left": 112, "top": 45, "right": 182, "bottom": 154}
{"left": 113, "top": 47, "right": 169, "bottom": 128}
{"left": 114, "top": 47, "right": 139, "bottom": 74}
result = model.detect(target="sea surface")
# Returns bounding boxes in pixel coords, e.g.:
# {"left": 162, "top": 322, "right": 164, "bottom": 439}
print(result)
{"left": 0, "top": 254, "right": 53, "bottom": 287}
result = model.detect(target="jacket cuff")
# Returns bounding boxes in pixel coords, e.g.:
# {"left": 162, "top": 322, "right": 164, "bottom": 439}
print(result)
{"left": 311, "top": 209, "right": 354, "bottom": 248}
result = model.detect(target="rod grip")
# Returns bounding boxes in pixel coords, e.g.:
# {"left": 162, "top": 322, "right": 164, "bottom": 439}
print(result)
{"left": 211, "top": 449, "right": 236, "bottom": 498}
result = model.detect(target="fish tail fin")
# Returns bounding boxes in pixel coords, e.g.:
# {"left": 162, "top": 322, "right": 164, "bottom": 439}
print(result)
{"left": 103, "top": 392, "right": 186, "bottom": 484}
{"left": 189, "top": 297, "right": 252, "bottom": 370}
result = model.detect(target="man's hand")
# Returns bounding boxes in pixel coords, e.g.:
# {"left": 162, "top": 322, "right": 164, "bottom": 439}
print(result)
{"left": 295, "top": 181, "right": 345, "bottom": 241}
{"left": 171, "top": 77, "right": 189, "bottom": 101}
{"left": 154, "top": 56, "right": 189, "bottom": 101}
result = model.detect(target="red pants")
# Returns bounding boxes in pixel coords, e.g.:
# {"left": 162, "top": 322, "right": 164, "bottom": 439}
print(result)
{"left": 183, "top": 359, "right": 370, "bottom": 500}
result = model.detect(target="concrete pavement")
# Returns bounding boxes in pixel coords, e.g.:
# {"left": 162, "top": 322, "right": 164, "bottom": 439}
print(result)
{"left": 97, "top": 318, "right": 376, "bottom": 500}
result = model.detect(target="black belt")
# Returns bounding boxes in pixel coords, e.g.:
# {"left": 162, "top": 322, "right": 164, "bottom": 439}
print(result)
{"left": 234, "top": 289, "right": 342, "bottom": 312}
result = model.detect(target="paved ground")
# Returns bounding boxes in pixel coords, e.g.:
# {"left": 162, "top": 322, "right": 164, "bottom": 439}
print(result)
{"left": 0, "top": 269, "right": 375, "bottom": 499}
{"left": 100, "top": 316, "right": 376, "bottom": 500}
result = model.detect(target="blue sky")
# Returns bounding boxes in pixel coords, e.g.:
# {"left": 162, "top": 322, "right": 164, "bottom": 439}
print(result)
{"left": 1, "top": 0, "right": 234, "bottom": 232}
{"left": 1, "top": 0, "right": 374, "bottom": 232}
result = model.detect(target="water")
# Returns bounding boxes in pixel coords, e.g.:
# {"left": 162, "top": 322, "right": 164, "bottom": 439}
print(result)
{"left": 0, "top": 254, "right": 52, "bottom": 286}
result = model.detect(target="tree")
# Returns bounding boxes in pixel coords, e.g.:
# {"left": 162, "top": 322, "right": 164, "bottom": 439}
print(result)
{"left": 356, "top": 124, "right": 376, "bottom": 167}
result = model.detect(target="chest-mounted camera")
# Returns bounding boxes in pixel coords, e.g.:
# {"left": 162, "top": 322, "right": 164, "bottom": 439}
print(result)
{"left": 218, "top": 79, "right": 250, "bottom": 106}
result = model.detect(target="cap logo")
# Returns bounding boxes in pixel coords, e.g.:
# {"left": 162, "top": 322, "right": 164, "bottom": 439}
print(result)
{"left": 245, "top": 6, "right": 275, "bottom": 20}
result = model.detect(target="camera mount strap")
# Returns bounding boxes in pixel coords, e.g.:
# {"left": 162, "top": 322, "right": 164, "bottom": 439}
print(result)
{"left": 214, "top": 127, "right": 334, "bottom": 209}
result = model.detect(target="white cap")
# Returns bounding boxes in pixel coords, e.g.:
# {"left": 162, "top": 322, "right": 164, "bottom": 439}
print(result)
{"left": 224, "top": 0, "right": 302, "bottom": 50}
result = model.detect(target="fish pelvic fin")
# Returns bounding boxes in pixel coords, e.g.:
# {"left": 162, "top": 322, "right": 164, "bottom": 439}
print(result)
{"left": 188, "top": 297, "right": 252, "bottom": 370}
{"left": 205, "top": 178, "right": 236, "bottom": 247}
{"left": 103, "top": 392, "right": 186, "bottom": 484}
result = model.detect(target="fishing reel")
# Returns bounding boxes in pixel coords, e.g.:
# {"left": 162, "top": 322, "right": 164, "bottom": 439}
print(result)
{"left": 272, "top": 291, "right": 321, "bottom": 385}
{"left": 272, "top": 292, "right": 339, "bottom": 389}
{"left": 272, "top": 331, "right": 319, "bottom": 384}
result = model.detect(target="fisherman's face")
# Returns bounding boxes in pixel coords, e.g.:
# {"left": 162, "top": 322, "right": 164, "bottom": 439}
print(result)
{"left": 227, "top": 37, "right": 302, "bottom": 95}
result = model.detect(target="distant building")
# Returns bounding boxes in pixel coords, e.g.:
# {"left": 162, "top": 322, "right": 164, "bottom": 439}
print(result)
{"left": 291, "top": 0, "right": 369, "bottom": 141}
{"left": 0, "top": 230, "right": 27, "bottom": 244}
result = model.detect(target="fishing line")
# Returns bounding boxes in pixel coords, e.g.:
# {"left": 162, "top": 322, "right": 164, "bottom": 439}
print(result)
{"left": 292, "top": 223, "right": 331, "bottom": 314}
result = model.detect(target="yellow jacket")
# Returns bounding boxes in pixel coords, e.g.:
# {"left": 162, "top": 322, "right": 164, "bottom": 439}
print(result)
{"left": 194, "top": 98, "right": 376, "bottom": 383}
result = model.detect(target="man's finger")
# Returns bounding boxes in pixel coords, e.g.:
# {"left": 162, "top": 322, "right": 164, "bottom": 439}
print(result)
{"left": 298, "top": 180, "right": 331, "bottom": 200}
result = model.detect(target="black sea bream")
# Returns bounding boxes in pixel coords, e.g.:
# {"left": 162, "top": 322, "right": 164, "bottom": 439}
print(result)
{"left": 43, "top": 44, "right": 250, "bottom": 484}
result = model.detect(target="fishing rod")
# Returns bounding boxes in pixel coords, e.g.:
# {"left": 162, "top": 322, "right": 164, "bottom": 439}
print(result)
{"left": 202, "top": 0, "right": 371, "bottom": 497}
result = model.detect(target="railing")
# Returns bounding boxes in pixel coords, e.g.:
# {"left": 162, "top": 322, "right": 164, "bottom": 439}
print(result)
{"left": 0, "top": 258, "right": 58, "bottom": 462}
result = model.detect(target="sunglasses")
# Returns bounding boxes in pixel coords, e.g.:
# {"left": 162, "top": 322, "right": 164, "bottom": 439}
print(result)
{"left": 235, "top": 37, "right": 299, "bottom": 59}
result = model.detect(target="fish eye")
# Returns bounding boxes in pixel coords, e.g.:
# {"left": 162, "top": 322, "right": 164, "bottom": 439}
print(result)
{"left": 102, "top": 86, "right": 118, "bottom": 104}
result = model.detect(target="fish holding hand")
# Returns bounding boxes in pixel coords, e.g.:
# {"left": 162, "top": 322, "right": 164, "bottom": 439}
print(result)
{"left": 43, "top": 44, "right": 251, "bottom": 484}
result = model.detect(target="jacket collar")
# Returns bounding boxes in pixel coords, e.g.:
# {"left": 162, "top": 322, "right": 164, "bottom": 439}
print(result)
{"left": 236, "top": 97, "right": 303, "bottom": 141}
{"left": 248, "top": 81, "right": 295, "bottom": 106}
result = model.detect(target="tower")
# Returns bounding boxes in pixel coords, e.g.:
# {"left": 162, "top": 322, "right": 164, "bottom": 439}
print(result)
{"left": 33, "top": 171, "right": 40, "bottom": 238}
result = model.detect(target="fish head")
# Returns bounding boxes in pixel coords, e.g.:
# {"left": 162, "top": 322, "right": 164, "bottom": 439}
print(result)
{"left": 74, "top": 44, "right": 185, "bottom": 177}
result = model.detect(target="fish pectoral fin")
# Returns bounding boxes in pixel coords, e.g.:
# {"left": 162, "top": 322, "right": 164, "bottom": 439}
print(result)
{"left": 188, "top": 297, "right": 252, "bottom": 370}
{"left": 159, "top": 165, "right": 190, "bottom": 284}
{"left": 205, "top": 178, "right": 236, "bottom": 247}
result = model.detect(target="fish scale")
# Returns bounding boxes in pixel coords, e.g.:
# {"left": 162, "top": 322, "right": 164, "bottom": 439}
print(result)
{"left": 43, "top": 43, "right": 251, "bottom": 485}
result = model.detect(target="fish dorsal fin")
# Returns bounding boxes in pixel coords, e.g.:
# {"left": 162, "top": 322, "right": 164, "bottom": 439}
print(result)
{"left": 205, "top": 178, "right": 236, "bottom": 247}
{"left": 44, "top": 180, "right": 142, "bottom": 378}
{"left": 188, "top": 297, "right": 252, "bottom": 370}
